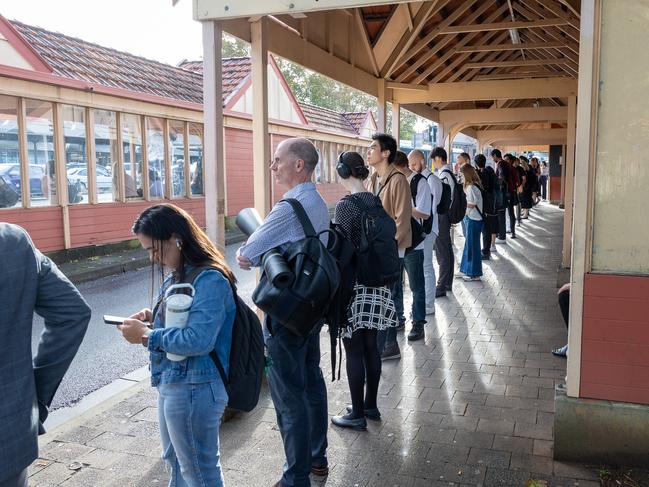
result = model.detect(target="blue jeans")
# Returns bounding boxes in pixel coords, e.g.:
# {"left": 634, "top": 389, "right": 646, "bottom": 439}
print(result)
{"left": 460, "top": 217, "right": 484, "bottom": 278}
{"left": 158, "top": 381, "right": 227, "bottom": 487}
{"left": 377, "top": 258, "right": 405, "bottom": 352}
{"left": 264, "top": 321, "right": 328, "bottom": 487}
{"left": 423, "top": 232, "right": 437, "bottom": 309}
{"left": 404, "top": 249, "right": 426, "bottom": 322}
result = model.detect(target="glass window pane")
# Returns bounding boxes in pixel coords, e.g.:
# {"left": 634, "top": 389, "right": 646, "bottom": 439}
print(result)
{"left": 121, "top": 114, "right": 143, "bottom": 198}
{"left": 25, "top": 99, "right": 55, "bottom": 206}
{"left": 189, "top": 123, "right": 203, "bottom": 196}
{"left": 93, "top": 109, "right": 118, "bottom": 203}
{"left": 62, "top": 105, "right": 87, "bottom": 205}
{"left": 0, "top": 95, "right": 21, "bottom": 209}
{"left": 169, "top": 120, "right": 185, "bottom": 198}
{"left": 146, "top": 117, "right": 165, "bottom": 199}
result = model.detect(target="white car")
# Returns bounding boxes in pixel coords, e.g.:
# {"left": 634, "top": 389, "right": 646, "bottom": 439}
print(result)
{"left": 67, "top": 166, "right": 113, "bottom": 193}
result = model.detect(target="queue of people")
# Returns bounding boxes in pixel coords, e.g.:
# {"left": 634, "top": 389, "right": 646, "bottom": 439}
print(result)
{"left": 2, "top": 135, "right": 554, "bottom": 487}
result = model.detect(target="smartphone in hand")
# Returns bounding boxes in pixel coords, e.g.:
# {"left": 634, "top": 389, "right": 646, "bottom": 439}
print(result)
{"left": 103, "top": 315, "right": 127, "bottom": 325}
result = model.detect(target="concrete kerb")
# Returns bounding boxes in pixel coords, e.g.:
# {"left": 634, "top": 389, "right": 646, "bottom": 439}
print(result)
{"left": 40, "top": 365, "right": 150, "bottom": 447}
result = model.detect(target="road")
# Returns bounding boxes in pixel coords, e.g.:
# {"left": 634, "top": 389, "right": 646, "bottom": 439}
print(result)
{"left": 32, "top": 242, "right": 256, "bottom": 410}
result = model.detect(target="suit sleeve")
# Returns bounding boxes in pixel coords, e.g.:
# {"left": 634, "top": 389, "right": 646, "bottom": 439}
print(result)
{"left": 32, "top": 250, "right": 90, "bottom": 425}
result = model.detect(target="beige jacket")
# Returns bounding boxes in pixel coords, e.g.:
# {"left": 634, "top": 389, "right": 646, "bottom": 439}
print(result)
{"left": 369, "top": 164, "right": 412, "bottom": 250}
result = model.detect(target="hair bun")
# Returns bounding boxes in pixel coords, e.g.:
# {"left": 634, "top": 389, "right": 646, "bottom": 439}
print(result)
{"left": 354, "top": 166, "right": 370, "bottom": 180}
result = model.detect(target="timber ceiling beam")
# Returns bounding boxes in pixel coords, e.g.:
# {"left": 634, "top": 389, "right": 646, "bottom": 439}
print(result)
{"left": 394, "top": 78, "right": 576, "bottom": 104}
{"left": 476, "top": 128, "right": 567, "bottom": 139}
{"left": 222, "top": 17, "right": 378, "bottom": 97}
{"left": 456, "top": 41, "right": 567, "bottom": 53}
{"left": 439, "top": 106, "right": 568, "bottom": 125}
{"left": 354, "top": 8, "right": 380, "bottom": 77}
{"left": 439, "top": 18, "right": 570, "bottom": 35}
{"left": 401, "top": 103, "right": 439, "bottom": 123}
{"left": 464, "top": 58, "right": 568, "bottom": 69}
{"left": 485, "top": 136, "right": 566, "bottom": 145}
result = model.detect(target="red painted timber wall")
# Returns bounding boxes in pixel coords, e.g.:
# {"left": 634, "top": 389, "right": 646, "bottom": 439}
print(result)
{"left": 581, "top": 273, "right": 649, "bottom": 405}
{"left": 0, "top": 206, "right": 64, "bottom": 252}
{"left": 549, "top": 175, "right": 562, "bottom": 201}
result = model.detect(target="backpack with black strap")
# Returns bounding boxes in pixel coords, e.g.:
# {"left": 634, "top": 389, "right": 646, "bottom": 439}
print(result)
{"left": 163, "top": 266, "right": 265, "bottom": 413}
{"left": 378, "top": 171, "right": 426, "bottom": 253}
{"left": 435, "top": 175, "right": 452, "bottom": 215}
{"left": 252, "top": 198, "right": 340, "bottom": 337}
{"left": 441, "top": 169, "right": 467, "bottom": 225}
{"left": 410, "top": 173, "right": 433, "bottom": 235}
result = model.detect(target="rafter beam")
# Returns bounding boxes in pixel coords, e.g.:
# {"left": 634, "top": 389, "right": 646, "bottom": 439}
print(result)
{"left": 465, "top": 58, "right": 568, "bottom": 69}
{"left": 474, "top": 72, "right": 570, "bottom": 81}
{"left": 477, "top": 128, "right": 567, "bottom": 140}
{"left": 456, "top": 41, "right": 567, "bottom": 53}
{"left": 439, "top": 18, "right": 569, "bottom": 35}
{"left": 439, "top": 106, "right": 568, "bottom": 125}
{"left": 401, "top": 103, "right": 440, "bottom": 123}
{"left": 354, "top": 8, "right": 380, "bottom": 76}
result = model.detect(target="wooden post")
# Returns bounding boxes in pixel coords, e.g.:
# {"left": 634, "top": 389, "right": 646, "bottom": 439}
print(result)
{"left": 53, "top": 103, "right": 71, "bottom": 248}
{"left": 202, "top": 20, "right": 226, "bottom": 249}
{"left": 141, "top": 115, "right": 150, "bottom": 202}
{"left": 251, "top": 17, "right": 271, "bottom": 217}
{"left": 391, "top": 102, "right": 401, "bottom": 141}
{"left": 377, "top": 79, "right": 387, "bottom": 133}
{"left": 562, "top": 95, "right": 577, "bottom": 268}
{"left": 163, "top": 119, "right": 172, "bottom": 199}
{"left": 115, "top": 112, "right": 126, "bottom": 202}
{"left": 183, "top": 122, "right": 191, "bottom": 198}
{"left": 86, "top": 108, "right": 97, "bottom": 204}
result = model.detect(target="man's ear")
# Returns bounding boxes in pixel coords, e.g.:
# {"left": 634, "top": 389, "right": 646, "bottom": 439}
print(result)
{"left": 295, "top": 159, "right": 305, "bottom": 172}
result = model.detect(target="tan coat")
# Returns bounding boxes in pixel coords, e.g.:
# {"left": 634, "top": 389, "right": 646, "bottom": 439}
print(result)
{"left": 369, "top": 164, "right": 412, "bottom": 250}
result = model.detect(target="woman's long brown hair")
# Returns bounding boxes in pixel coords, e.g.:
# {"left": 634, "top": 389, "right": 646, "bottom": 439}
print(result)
{"left": 460, "top": 164, "right": 482, "bottom": 189}
{"left": 132, "top": 203, "right": 236, "bottom": 287}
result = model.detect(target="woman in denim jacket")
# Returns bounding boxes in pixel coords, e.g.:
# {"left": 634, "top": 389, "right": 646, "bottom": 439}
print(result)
{"left": 118, "top": 203, "right": 236, "bottom": 487}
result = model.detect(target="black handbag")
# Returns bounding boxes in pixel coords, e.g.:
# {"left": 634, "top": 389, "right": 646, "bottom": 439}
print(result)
{"left": 252, "top": 198, "right": 340, "bottom": 337}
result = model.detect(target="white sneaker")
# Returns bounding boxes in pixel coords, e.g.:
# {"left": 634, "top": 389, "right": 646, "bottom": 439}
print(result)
{"left": 426, "top": 307, "right": 435, "bottom": 315}
{"left": 490, "top": 245, "right": 497, "bottom": 253}
{"left": 462, "top": 276, "right": 481, "bottom": 282}
{"left": 495, "top": 238, "right": 507, "bottom": 244}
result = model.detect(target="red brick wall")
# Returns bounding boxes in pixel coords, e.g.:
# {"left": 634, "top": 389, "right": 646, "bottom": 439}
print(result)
{"left": 581, "top": 273, "right": 649, "bottom": 405}
{"left": 0, "top": 206, "right": 64, "bottom": 252}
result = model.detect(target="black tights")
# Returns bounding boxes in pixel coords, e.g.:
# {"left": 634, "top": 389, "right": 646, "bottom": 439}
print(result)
{"left": 343, "top": 328, "right": 381, "bottom": 418}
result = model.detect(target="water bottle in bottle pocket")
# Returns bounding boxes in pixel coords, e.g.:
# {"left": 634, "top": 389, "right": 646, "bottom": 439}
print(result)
{"left": 164, "top": 283, "right": 195, "bottom": 361}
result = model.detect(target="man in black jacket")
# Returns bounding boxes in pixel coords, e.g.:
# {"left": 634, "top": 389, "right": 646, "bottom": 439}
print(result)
{"left": 475, "top": 154, "right": 498, "bottom": 259}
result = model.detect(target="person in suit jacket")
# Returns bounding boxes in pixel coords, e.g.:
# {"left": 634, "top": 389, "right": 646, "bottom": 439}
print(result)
{"left": 0, "top": 223, "right": 90, "bottom": 487}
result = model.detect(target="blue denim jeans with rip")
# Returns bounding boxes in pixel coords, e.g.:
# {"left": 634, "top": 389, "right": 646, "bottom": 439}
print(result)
{"left": 158, "top": 381, "right": 227, "bottom": 487}
{"left": 264, "top": 320, "right": 328, "bottom": 487}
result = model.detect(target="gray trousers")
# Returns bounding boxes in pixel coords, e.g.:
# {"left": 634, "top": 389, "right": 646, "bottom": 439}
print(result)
{"left": 0, "top": 469, "right": 27, "bottom": 487}
{"left": 434, "top": 213, "right": 454, "bottom": 291}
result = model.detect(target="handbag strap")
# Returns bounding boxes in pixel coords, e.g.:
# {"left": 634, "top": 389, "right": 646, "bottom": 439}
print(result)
{"left": 280, "top": 198, "right": 316, "bottom": 237}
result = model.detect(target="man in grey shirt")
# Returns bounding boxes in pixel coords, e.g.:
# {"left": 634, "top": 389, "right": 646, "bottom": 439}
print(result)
{"left": 236, "top": 138, "right": 329, "bottom": 487}
{"left": 0, "top": 224, "right": 90, "bottom": 487}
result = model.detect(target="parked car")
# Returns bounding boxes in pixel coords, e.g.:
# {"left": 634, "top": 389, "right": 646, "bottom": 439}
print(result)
{"left": 67, "top": 166, "right": 113, "bottom": 193}
{"left": 0, "top": 163, "right": 44, "bottom": 197}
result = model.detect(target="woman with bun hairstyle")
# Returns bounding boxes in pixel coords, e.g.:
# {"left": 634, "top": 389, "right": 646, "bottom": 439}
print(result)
{"left": 117, "top": 203, "right": 236, "bottom": 487}
{"left": 330, "top": 151, "right": 397, "bottom": 431}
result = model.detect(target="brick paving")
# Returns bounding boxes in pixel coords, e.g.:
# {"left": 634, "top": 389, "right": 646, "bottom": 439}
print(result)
{"left": 30, "top": 203, "right": 605, "bottom": 486}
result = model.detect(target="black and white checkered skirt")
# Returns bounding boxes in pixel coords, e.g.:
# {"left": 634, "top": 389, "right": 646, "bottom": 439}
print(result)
{"left": 341, "top": 283, "right": 397, "bottom": 339}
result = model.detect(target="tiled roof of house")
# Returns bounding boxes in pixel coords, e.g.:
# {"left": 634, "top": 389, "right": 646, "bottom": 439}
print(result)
{"left": 178, "top": 57, "right": 251, "bottom": 104}
{"left": 299, "top": 103, "right": 358, "bottom": 134}
{"left": 11, "top": 20, "right": 204, "bottom": 104}
{"left": 342, "top": 112, "right": 369, "bottom": 133}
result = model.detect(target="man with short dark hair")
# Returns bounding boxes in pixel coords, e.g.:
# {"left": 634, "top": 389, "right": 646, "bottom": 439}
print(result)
{"left": 367, "top": 133, "right": 412, "bottom": 360}
{"left": 475, "top": 154, "right": 498, "bottom": 259}
{"left": 493, "top": 149, "right": 517, "bottom": 241}
{"left": 431, "top": 146, "right": 454, "bottom": 297}
{"left": 1, "top": 224, "right": 90, "bottom": 487}
{"left": 237, "top": 137, "right": 330, "bottom": 487}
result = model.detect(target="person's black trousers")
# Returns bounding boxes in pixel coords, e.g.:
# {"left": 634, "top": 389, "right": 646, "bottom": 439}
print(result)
{"left": 434, "top": 213, "right": 453, "bottom": 291}
{"left": 539, "top": 176, "right": 548, "bottom": 200}
{"left": 0, "top": 468, "right": 27, "bottom": 487}
{"left": 558, "top": 289, "right": 570, "bottom": 328}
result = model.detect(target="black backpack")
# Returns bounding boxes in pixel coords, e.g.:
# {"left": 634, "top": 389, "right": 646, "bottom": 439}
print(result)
{"left": 252, "top": 198, "right": 340, "bottom": 337}
{"left": 436, "top": 178, "right": 452, "bottom": 215}
{"left": 170, "top": 267, "right": 264, "bottom": 413}
{"left": 410, "top": 173, "right": 433, "bottom": 234}
{"left": 345, "top": 194, "right": 400, "bottom": 288}
{"left": 324, "top": 221, "right": 356, "bottom": 328}
{"left": 441, "top": 169, "right": 467, "bottom": 225}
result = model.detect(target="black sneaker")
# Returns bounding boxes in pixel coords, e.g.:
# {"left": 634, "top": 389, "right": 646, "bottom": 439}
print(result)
{"left": 435, "top": 288, "right": 446, "bottom": 298}
{"left": 395, "top": 319, "right": 406, "bottom": 331}
{"left": 482, "top": 252, "right": 491, "bottom": 260}
{"left": 511, "top": 234, "right": 517, "bottom": 239}
{"left": 346, "top": 405, "right": 381, "bottom": 421}
{"left": 331, "top": 413, "right": 367, "bottom": 431}
{"left": 381, "top": 343, "right": 401, "bottom": 361}
{"left": 407, "top": 321, "right": 425, "bottom": 341}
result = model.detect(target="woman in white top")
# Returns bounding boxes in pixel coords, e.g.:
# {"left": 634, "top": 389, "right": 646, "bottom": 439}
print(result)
{"left": 459, "top": 164, "right": 484, "bottom": 281}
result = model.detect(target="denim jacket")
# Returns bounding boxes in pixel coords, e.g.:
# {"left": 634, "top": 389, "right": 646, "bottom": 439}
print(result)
{"left": 147, "top": 267, "right": 236, "bottom": 388}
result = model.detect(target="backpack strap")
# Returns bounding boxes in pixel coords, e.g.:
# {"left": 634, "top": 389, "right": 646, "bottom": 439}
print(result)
{"left": 377, "top": 171, "right": 407, "bottom": 197}
{"left": 176, "top": 264, "right": 235, "bottom": 388}
{"left": 409, "top": 173, "right": 424, "bottom": 206}
{"left": 280, "top": 198, "right": 316, "bottom": 237}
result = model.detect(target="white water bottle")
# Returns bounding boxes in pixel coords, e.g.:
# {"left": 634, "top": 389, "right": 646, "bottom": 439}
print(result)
{"left": 164, "top": 283, "right": 195, "bottom": 361}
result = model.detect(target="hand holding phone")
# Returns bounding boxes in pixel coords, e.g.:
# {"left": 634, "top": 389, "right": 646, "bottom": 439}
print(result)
{"left": 103, "top": 315, "right": 127, "bottom": 325}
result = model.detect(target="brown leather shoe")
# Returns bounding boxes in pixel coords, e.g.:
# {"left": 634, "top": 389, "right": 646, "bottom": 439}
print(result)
{"left": 311, "top": 465, "right": 329, "bottom": 476}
